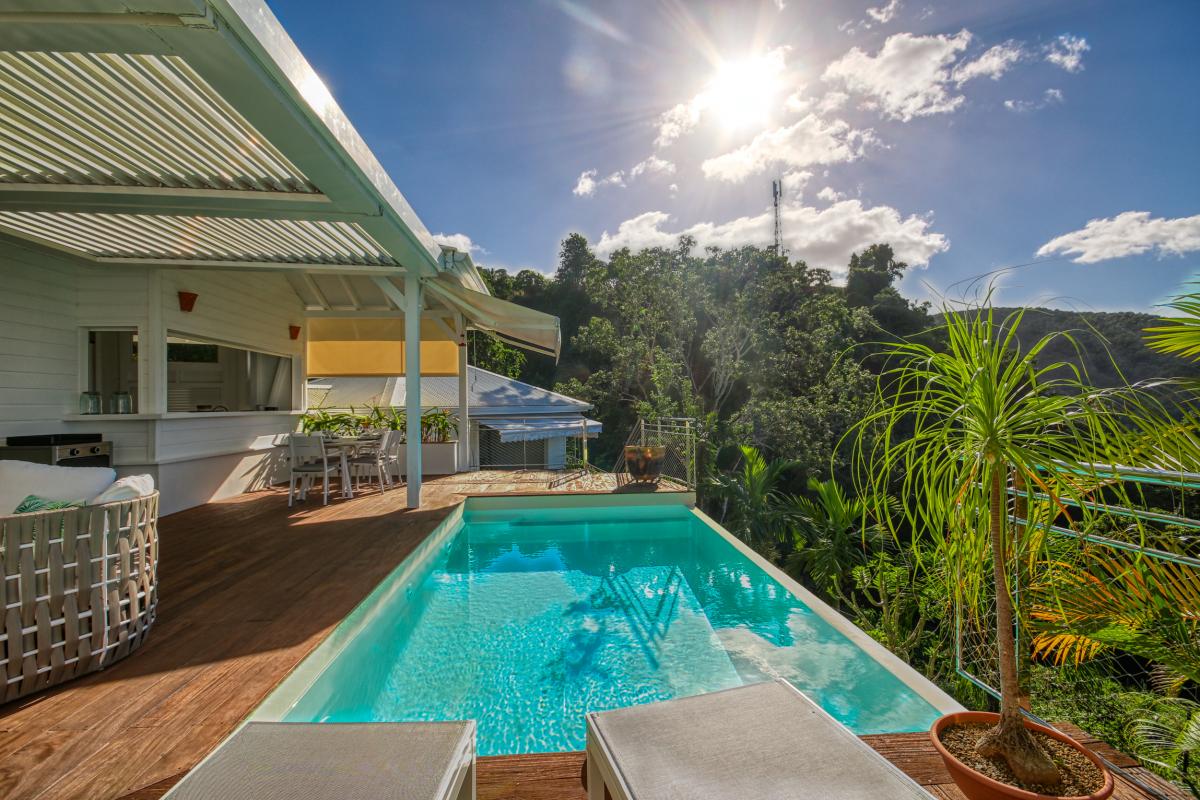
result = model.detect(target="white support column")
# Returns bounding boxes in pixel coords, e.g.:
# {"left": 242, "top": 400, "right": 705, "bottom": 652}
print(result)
{"left": 405, "top": 271, "right": 422, "bottom": 508}
{"left": 456, "top": 314, "right": 470, "bottom": 471}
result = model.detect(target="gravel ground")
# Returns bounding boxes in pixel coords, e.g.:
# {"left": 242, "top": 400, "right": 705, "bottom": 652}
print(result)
{"left": 941, "top": 722, "right": 1105, "bottom": 797}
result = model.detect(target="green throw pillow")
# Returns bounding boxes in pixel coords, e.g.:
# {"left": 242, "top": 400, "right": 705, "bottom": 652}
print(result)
{"left": 12, "top": 495, "right": 83, "bottom": 514}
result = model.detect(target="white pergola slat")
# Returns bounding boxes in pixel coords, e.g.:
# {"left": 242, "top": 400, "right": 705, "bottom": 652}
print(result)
{"left": 0, "top": 51, "right": 316, "bottom": 193}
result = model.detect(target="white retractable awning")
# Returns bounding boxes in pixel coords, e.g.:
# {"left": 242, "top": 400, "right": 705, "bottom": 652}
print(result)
{"left": 426, "top": 277, "right": 562, "bottom": 359}
{"left": 480, "top": 417, "right": 601, "bottom": 443}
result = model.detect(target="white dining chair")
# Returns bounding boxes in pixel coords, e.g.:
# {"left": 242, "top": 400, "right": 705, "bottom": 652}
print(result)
{"left": 381, "top": 430, "right": 406, "bottom": 487}
{"left": 288, "top": 434, "right": 342, "bottom": 507}
{"left": 347, "top": 430, "right": 393, "bottom": 494}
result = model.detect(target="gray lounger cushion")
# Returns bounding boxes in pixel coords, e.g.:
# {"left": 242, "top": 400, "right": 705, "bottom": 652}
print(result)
{"left": 587, "top": 679, "right": 933, "bottom": 800}
{"left": 164, "top": 721, "right": 475, "bottom": 800}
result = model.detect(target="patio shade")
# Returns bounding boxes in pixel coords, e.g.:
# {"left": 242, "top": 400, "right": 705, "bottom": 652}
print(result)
{"left": 480, "top": 417, "right": 600, "bottom": 443}
{"left": 426, "top": 277, "right": 561, "bottom": 359}
{"left": 307, "top": 318, "right": 459, "bottom": 377}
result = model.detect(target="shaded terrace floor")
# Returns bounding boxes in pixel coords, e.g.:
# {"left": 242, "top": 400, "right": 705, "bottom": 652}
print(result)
{"left": 0, "top": 472, "right": 1184, "bottom": 800}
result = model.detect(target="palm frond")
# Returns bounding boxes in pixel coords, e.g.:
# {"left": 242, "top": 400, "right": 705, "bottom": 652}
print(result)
{"left": 1146, "top": 286, "right": 1200, "bottom": 362}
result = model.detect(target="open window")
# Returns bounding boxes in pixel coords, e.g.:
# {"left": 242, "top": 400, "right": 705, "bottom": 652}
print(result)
{"left": 166, "top": 335, "right": 293, "bottom": 413}
{"left": 86, "top": 329, "right": 139, "bottom": 414}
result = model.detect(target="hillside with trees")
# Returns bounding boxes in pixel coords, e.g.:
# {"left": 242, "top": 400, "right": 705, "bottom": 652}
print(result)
{"left": 472, "top": 234, "right": 1193, "bottom": 475}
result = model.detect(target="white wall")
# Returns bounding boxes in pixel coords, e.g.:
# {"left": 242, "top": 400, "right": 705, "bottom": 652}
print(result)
{"left": 161, "top": 270, "right": 303, "bottom": 361}
{"left": 0, "top": 241, "right": 81, "bottom": 436}
{"left": 0, "top": 238, "right": 307, "bottom": 515}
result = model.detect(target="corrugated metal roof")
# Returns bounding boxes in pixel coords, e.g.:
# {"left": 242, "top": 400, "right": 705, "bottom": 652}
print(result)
{"left": 0, "top": 51, "right": 316, "bottom": 193}
{"left": 308, "top": 366, "right": 591, "bottom": 413}
{"left": 0, "top": 211, "right": 395, "bottom": 265}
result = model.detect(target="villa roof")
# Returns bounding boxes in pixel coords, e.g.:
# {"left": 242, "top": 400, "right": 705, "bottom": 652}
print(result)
{"left": 308, "top": 366, "right": 592, "bottom": 416}
{"left": 0, "top": 0, "right": 559, "bottom": 357}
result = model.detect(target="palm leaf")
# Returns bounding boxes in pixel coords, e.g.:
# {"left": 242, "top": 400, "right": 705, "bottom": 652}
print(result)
{"left": 1146, "top": 286, "right": 1200, "bottom": 362}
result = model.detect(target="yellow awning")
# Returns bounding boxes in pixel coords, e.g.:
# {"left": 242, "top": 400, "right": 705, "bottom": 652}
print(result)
{"left": 307, "top": 318, "right": 460, "bottom": 377}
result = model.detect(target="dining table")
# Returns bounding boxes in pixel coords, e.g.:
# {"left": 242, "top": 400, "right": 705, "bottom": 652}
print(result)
{"left": 324, "top": 434, "right": 382, "bottom": 499}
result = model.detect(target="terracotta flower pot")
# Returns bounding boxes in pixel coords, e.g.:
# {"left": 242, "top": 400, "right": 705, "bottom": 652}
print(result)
{"left": 177, "top": 290, "right": 199, "bottom": 312}
{"left": 930, "top": 712, "right": 1114, "bottom": 800}
{"left": 624, "top": 445, "right": 666, "bottom": 482}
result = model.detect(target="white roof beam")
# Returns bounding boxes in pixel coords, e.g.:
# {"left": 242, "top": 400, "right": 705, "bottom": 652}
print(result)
{"left": 0, "top": 184, "right": 342, "bottom": 218}
{"left": 151, "top": 1, "right": 444, "bottom": 276}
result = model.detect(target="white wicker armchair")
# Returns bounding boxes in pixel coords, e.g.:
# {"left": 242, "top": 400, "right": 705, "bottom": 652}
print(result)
{"left": 0, "top": 492, "right": 159, "bottom": 702}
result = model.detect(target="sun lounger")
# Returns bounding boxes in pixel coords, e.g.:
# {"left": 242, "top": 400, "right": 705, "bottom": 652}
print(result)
{"left": 585, "top": 680, "right": 933, "bottom": 800}
{"left": 164, "top": 721, "right": 476, "bottom": 800}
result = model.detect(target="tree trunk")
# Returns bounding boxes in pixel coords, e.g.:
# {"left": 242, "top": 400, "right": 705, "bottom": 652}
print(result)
{"left": 1012, "top": 470, "right": 1033, "bottom": 711}
{"left": 975, "top": 466, "right": 1062, "bottom": 789}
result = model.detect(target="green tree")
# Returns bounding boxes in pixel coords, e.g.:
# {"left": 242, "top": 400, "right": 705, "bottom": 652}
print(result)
{"left": 851, "top": 302, "right": 1168, "bottom": 788}
{"left": 846, "top": 243, "right": 905, "bottom": 309}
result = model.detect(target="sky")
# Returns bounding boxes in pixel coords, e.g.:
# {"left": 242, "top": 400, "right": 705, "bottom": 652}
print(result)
{"left": 273, "top": 0, "right": 1200, "bottom": 313}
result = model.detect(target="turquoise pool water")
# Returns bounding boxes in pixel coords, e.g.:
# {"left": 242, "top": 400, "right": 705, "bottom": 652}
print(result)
{"left": 279, "top": 502, "right": 942, "bottom": 755}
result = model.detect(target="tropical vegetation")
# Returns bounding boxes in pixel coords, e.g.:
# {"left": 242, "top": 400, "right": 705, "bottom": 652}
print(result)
{"left": 476, "top": 232, "right": 1200, "bottom": 795}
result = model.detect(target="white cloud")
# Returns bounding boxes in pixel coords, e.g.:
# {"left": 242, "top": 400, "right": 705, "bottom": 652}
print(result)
{"left": 654, "top": 46, "right": 790, "bottom": 147}
{"left": 823, "top": 30, "right": 973, "bottom": 121}
{"left": 952, "top": 41, "right": 1026, "bottom": 85}
{"left": 655, "top": 99, "right": 705, "bottom": 148}
{"left": 700, "top": 114, "right": 875, "bottom": 183}
{"left": 629, "top": 155, "right": 676, "bottom": 179}
{"left": 433, "top": 232, "right": 482, "bottom": 254}
{"left": 595, "top": 198, "right": 948, "bottom": 272}
{"left": 782, "top": 170, "right": 815, "bottom": 199}
{"left": 573, "top": 169, "right": 598, "bottom": 197}
{"left": 784, "top": 89, "right": 847, "bottom": 115}
{"left": 1046, "top": 34, "right": 1089, "bottom": 73}
{"left": 575, "top": 156, "right": 675, "bottom": 197}
{"left": 784, "top": 90, "right": 811, "bottom": 113}
{"left": 1036, "top": 211, "right": 1200, "bottom": 264}
{"left": 841, "top": 0, "right": 902, "bottom": 35}
{"left": 1004, "top": 88, "right": 1063, "bottom": 113}
{"left": 817, "top": 186, "right": 845, "bottom": 202}
{"left": 600, "top": 170, "right": 625, "bottom": 188}
{"left": 867, "top": 0, "right": 902, "bottom": 24}
{"left": 816, "top": 91, "right": 850, "bottom": 113}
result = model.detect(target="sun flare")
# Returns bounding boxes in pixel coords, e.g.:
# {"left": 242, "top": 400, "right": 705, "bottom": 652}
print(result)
{"left": 704, "top": 52, "right": 785, "bottom": 132}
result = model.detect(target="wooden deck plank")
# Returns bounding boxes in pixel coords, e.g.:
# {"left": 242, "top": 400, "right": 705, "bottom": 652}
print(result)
{"left": 0, "top": 474, "right": 1178, "bottom": 800}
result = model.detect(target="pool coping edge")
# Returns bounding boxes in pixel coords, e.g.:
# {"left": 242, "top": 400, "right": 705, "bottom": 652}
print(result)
{"left": 690, "top": 506, "right": 965, "bottom": 717}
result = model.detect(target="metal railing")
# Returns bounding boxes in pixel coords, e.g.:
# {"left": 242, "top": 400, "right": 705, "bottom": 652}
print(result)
{"left": 476, "top": 418, "right": 595, "bottom": 473}
{"left": 954, "top": 464, "right": 1200, "bottom": 799}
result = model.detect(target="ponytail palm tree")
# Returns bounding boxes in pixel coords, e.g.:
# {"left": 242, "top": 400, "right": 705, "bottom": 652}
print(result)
{"left": 851, "top": 303, "right": 1168, "bottom": 788}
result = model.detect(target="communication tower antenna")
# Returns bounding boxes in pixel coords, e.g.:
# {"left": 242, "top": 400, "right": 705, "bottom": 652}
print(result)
{"left": 772, "top": 178, "right": 784, "bottom": 256}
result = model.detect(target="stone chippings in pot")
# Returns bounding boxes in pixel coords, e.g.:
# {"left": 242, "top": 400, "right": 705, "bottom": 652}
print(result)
{"left": 940, "top": 722, "right": 1106, "bottom": 796}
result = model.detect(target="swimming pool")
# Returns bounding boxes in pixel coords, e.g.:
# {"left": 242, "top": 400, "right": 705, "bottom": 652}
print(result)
{"left": 257, "top": 496, "right": 957, "bottom": 756}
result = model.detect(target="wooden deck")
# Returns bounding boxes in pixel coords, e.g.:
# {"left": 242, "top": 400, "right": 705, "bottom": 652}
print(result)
{"left": 0, "top": 474, "right": 1183, "bottom": 800}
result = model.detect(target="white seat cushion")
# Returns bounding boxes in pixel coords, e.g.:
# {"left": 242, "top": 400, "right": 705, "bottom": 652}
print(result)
{"left": 164, "top": 722, "right": 475, "bottom": 800}
{"left": 90, "top": 474, "right": 155, "bottom": 505}
{"left": 0, "top": 460, "right": 116, "bottom": 515}
{"left": 587, "top": 680, "right": 934, "bottom": 800}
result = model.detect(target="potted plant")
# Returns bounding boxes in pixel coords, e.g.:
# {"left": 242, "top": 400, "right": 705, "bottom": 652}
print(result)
{"left": 420, "top": 408, "right": 458, "bottom": 443}
{"left": 851, "top": 303, "right": 1171, "bottom": 799}
{"left": 624, "top": 444, "right": 666, "bottom": 482}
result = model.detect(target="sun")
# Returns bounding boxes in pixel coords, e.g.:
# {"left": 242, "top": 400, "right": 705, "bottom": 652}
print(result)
{"left": 703, "top": 52, "right": 785, "bottom": 132}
